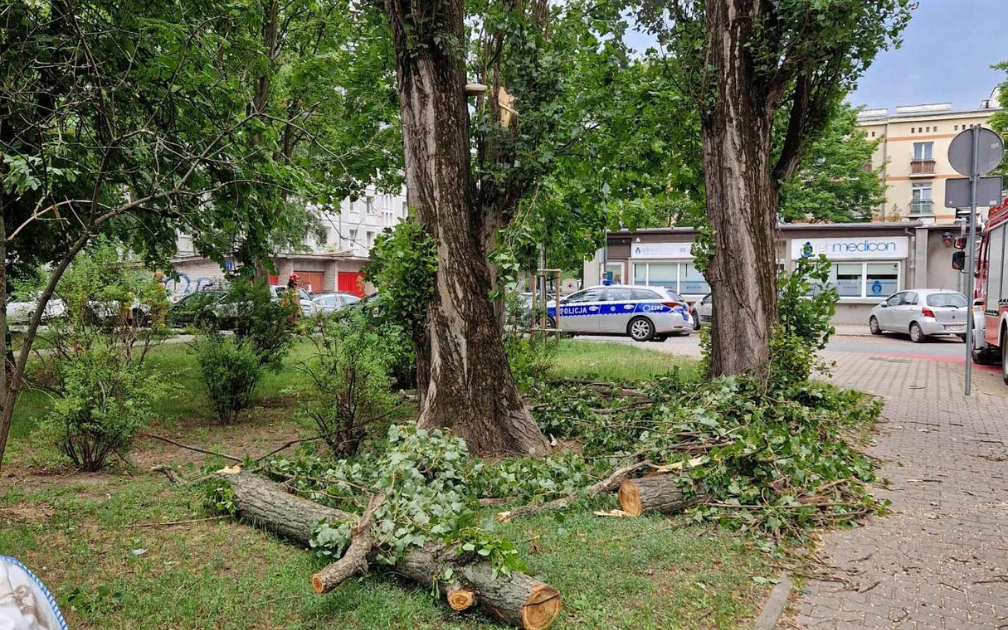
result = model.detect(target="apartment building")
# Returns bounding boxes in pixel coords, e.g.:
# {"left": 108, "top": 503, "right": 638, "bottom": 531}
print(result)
{"left": 857, "top": 96, "right": 1002, "bottom": 224}
{"left": 170, "top": 187, "right": 409, "bottom": 297}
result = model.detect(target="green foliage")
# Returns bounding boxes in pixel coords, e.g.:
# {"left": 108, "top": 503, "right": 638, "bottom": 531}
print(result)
{"left": 779, "top": 104, "right": 887, "bottom": 223}
{"left": 267, "top": 425, "right": 523, "bottom": 576}
{"left": 224, "top": 279, "right": 295, "bottom": 372}
{"left": 468, "top": 452, "right": 592, "bottom": 502}
{"left": 365, "top": 221, "right": 437, "bottom": 335}
{"left": 37, "top": 243, "right": 166, "bottom": 471}
{"left": 504, "top": 333, "right": 557, "bottom": 392}
{"left": 203, "top": 478, "right": 239, "bottom": 516}
{"left": 770, "top": 255, "right": 838, "bottom": 389}
{"left": 304, "top": 309, "right": 400, "bottom": 457}
{"left": 991, "top": 61, "right": 1008, "bottom": 177}
{"left": 193, "top": 334, "right": 262, "bottom": 425}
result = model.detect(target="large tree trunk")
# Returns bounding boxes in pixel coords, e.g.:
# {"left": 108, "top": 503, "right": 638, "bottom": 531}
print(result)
{"left": 384, "top": 0, "right": 548, "bottom": 456}
{"left": 220, "top": 472, "right": 561, "bottom": 630}
{"left": 700, "top": 0, "right": 780, "bottom": 379}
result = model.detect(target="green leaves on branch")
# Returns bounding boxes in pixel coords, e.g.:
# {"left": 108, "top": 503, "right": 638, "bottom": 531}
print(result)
{"left": 365, "top": 221, "right": 437, "bottom": 334}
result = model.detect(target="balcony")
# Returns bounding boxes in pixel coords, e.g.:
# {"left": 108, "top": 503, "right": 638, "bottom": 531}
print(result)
{"left": 910, "top": 200, "right": 934, "bottom": 216}
{"left": 910, "top": 159, "right": 936, "bottom": 177}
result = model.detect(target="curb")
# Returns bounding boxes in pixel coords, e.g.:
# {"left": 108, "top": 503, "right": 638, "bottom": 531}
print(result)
{"left": 753, "top": 573, "right": 793, "bottom": 630}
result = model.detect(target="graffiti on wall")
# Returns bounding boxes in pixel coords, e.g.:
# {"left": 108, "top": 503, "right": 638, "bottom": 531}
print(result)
{"left": 161, "top": 272, "right": 218, "bottom": 296}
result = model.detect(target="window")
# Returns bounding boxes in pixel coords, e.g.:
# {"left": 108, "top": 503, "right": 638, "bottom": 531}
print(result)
{"left": 631, "top": 261, "right": 709, "bottom": 295}
{"left": 988, "top": 224, "right": 1005, "bottom": 310}
{"left": 680, "top": 264, "right": 711, "bottom": 295}
{"left": 632, "top": 288, "right": 661, "bottom": 300}
{"left": 603, "top": 288, "right": 633, "bottom": 302}
{"left": 604, "top": 263, "right": 624, "bottom": 285}
{"left": 566, "top": 288, "right": 604, "bottom": 304}
{"left": 867, "top": 263, "right": 899, "bottom": 298}
{"left": 831, "top": 263, "right": 864, "bottom": 297}
{"left": 365, "top": 196, "right": 375, "bottom": 214}
{"left": 366, "top": 231, "right": 375, "bottom": 248}
{"left": 912, "top": 142, "right": 933, "bottom": 160}
{"left": 903, "top": 291, "right": 918, "bottom": 305}
{"left": 349, "top": 228, "right": 358, "bottom": 244}
{"left": 911, "top": 182, "right": 933, "bottom": 215}
{"left": 954, "top": 125, "right": 959, "bottom": 131}
{"left": 871, "top": 131, "right": 876, "bottom": 137}
{"left": 886, "top": 293, "right": 904, "bottom": 307}
{"left": 926, "top": 293, "right": 967, "bottom": 308}
{"left": 402, "top": 201, "right": 409, "bottom": 217}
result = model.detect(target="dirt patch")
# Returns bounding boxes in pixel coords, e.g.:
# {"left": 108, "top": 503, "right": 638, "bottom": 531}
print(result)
{"left": 0, "top": 500, "right": 54, "bottom": 524}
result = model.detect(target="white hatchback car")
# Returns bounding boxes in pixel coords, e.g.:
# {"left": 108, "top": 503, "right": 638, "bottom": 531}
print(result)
{"left": 869, "top": 289, "right": 969, "bottom": 343}
{"left": 546, "top": 285, "right": 693, "bottom": 341}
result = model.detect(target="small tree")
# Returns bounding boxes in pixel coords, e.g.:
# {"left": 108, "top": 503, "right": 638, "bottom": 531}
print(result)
{"left": 37, "top": 244, "right": 166, "bottom": 470}
{"left": 304, "top": 310, "right": 400, "bottom": 457}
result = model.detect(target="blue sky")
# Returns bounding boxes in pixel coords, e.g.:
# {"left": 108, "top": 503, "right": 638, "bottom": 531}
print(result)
{"left": 623, "top": 1, "right": 1007, "bottom": 111}
{"left": 850, "top": 0, "right": 1007, "bottom": 110}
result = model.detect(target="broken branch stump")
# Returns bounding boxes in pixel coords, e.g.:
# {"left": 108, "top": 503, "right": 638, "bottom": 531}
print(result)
{"left": 618, "top": 474, "right": 697, "bottom": 517}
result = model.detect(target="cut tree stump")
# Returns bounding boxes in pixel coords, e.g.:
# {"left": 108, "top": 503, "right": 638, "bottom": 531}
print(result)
{"left": 218, "top": 471, "right": 561, "bottom": 630}
{"left": 618, "top": 474, "right": 697, "bottom": 517}
{"left": 311, "top": 493, "right": 384, "bottom": 594}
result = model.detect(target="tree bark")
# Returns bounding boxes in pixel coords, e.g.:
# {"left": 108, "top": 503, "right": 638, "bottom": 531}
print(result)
{"left": 700, "top": 0, "right": 780, "bottom": 380}
{"left": 311, "top": 492, "right": 384, "bottom": 594}
{"left": 219, "top": 471, "right": 561, "bottom": 629}
{"left": 617, "top": 475, "right": 698, "bottom": 517}
{"left": 384, "top": 0, "right": 548, "bottom": 456}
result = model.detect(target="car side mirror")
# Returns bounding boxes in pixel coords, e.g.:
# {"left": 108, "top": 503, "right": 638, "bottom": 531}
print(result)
{"left": 952, "top": 251, "right": 966, "bottom": 271}
{"left": 880, "top": 303, "right": 888, "bottom": 308}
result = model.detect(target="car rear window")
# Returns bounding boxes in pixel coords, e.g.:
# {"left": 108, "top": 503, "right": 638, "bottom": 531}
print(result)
{"left": 633, "top": 288, "right": 661, "bottom": 300}
{"left": 926, "top": 293, "right": 967, "bottom": 308}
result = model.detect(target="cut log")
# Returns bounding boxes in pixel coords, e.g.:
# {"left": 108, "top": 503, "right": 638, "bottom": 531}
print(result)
{"left": 618, "top": 474, "right": 696, "bottom": 517}
{"left": 217, "top": 471, "right": 561, "bottom": 629}
{"left": 498, "top": 460, "right": 651, "bottom": 522}
{"left": 311, "top": 493, "right": 385, "bottom": 594}
{"left": 447, "top": 586, "right": 476, "bottom": 611}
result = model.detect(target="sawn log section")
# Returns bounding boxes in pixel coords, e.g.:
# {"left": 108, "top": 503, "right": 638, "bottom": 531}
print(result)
{"left": 221, "top": 470, "right": 561, "bottom": 630}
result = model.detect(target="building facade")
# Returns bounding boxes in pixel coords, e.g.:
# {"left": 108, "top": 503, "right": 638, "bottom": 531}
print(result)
{"left": 170, "top": 186, "right": 409, "bottom": 297}
{"left": 857, "top": 97, "right": 1002, "bottom": 223}
{"left": 587, "top": 222, "right": 966, "bottom": 326}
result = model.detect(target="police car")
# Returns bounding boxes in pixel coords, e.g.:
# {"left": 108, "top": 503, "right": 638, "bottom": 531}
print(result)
{"left": 546, "top": 285, "right": 693, "bottom": 342}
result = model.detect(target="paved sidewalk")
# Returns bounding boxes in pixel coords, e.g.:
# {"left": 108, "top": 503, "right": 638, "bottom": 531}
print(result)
{"left": 791, "top": 351, "right": 1008, "bottom": 629}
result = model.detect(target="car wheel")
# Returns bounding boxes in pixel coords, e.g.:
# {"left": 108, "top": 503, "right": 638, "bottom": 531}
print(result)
{"left": 909, "top": 322, "right": 927, "bottom": 344}
{"left": 691, "top": 310, "right": 700, "bottom": 331}
{"left": 869, "top": 316, "right": 882, "bottom": 336}
{"left": 627, "top": 317, "right": 654, "bottom": 342}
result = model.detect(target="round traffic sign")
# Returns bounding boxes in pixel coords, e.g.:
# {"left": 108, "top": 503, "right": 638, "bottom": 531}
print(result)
{"left": 948, "top": 128, "right": 1004, "bottom": 176}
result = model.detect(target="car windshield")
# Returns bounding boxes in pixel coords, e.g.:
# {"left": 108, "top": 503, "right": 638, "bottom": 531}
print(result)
{"left": 926, "top": 293, "right": 967, "bottom": 308}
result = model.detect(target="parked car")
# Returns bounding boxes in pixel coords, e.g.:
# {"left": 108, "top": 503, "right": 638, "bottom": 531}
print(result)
{"left": 87, "top": 299, "right": 155, "bottom": 326}
{"left": 6, "top": 293, "right": 66, "bottom": 326}
{"left": 869, "top": 289, "right": 969, "bottom": 343}
{"left": 312, "top": 292, "right": 360, "bottom": 315}
{"left": 167, "top": 290, "right": 227, "bottom": 328}
{"left": 268, "top": 285, "right": 317, "bottom": 317}
{"left": 545, "top": 285, "right": 692, "bottom": 342}
{"left": 691, "top": 293, "right": 712, "bottom": 330}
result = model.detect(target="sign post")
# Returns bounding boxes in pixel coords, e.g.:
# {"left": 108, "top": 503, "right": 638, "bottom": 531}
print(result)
{"left": 947, "top": 127, "right": 1005, "bottom": 395}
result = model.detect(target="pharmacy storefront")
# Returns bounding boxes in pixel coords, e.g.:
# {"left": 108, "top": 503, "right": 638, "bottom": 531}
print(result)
{"left": 591, "top": 223, "right": 959, "bottom": 326}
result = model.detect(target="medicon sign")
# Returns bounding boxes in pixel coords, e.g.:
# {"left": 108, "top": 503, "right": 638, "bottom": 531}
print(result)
{"left": 789, "top": 236, "right": 909, "bottom": 261}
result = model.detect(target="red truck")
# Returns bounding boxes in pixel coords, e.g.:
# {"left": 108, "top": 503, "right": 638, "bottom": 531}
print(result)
{"left": 971, "top": 198, "right": 1008, "bottom": 384}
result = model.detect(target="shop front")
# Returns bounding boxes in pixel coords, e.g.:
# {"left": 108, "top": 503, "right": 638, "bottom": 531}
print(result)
{"left": 588, "top": 222, "right": 961, "bottom": 327}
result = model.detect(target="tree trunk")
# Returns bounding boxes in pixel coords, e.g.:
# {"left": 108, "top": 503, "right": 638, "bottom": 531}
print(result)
{"left": 219, "top": 472, "right": 561, "bottom": 629}
{"left": 700, "top": 0, "right": 780, "bottom": 379}
{"left": 617, "top": 475, "right": 698, "bottom": 517}
{"left": 384, "top": 0, "right": 547, "bottom": 456}
{"left": 0, "top": 210, "right": 9, "bottom": 470}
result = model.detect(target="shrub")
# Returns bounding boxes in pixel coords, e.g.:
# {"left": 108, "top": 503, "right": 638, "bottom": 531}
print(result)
{"left": 194, "top": 334, "right": 262, "bottom": 425}
{"left": 220, "top": 278, "right": 295, "bottom": 371}
{"left": 44, "top": 349, "right": 156, "bottom": 471}
{"left": 36, "top": 243, "right": 165, "bottom": 469}
{"left": 304, "top": 309, "right": 399, "bottom": 456}
{"left": 770, "top": 255, "right": 838, "bottom": 389}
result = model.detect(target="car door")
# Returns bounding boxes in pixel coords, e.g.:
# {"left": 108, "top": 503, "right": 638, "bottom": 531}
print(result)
{"left": 895, "top": 291, "right": 918, "bottom": 332}
{"left": 597, "top": 287, "right": 636, "bottom": 334}
{"left": 557, "top": 287, "right": 605, "bottom": 333}
{"left": 877, "top": 292, "right": 904, "bottom": 330}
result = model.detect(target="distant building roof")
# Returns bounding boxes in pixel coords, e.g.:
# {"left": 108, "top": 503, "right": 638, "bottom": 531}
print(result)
{"left": 856, "top": 100, "right": 1001, "bottom": 124}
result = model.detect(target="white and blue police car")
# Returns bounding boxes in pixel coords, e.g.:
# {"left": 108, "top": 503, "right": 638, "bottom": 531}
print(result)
{"left": 546, "top": 285, "right": 693, "bottom": 342}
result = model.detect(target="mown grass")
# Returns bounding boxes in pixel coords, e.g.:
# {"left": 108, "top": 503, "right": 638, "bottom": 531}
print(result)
{"left": 549, "top": 340, "right": 696, "bottom": 382}
{"left": 0, "top": 475, "right": 769, "bottom": 630}
{"left": 1, "top": 333, "right": 777, "bottom": 629}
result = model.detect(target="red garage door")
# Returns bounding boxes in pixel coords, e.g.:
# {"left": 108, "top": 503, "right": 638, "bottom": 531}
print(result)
{"left": 337, "top": 271, "right": 365, "bottom": 297}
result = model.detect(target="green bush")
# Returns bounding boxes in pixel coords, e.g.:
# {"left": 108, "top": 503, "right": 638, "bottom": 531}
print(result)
{"left": 194, "top": 334, "right": 262, "bottom": 425}
{"left": 304, "top": 310, "right": 400, "bottom": 456}
{"left": 770, "top": 255, "right": 838, "bottom": 389}
{"left": 37, "top": 242, "right": 165, "bottom": 470}
{"left": 220, "top": 278, "right": 295, "bottom": 371}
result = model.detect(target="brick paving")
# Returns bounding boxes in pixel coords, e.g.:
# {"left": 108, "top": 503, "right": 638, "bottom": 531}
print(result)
{"left": 791, "top": 350, "right": 1008, "bottom": 629}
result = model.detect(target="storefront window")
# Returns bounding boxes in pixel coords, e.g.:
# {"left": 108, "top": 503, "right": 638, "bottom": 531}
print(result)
{"left": 647, "top": 263, "right": 677, "bottom": 289}
{"left": 866, "top": 263, "right": 899, "bottom": 298}
{"left": 633, "top": 263, "right": 646, "bottom": 284}
{"left": 832, "top": 263, "right": 864, "bottom": 298}
{"left": 680, "top": 264, "right": 710, "bottom": 295}
{"left": 604, "top": 263, "right": 624, "bottom": 285}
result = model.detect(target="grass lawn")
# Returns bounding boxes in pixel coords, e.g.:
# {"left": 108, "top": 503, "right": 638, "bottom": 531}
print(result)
{"left": 1, "top": 334, "right": 774, "bottom": 629}
{"left": 549, "top": 340, "right": 695, "bottom": 381}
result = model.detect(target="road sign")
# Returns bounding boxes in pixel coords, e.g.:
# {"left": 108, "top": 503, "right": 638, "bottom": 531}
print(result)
{"left": 948, "top": 127, "right": 1003, "bottom": 176}
{"left": 945, "top": 176, "right": 1003, "bottom": 208}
